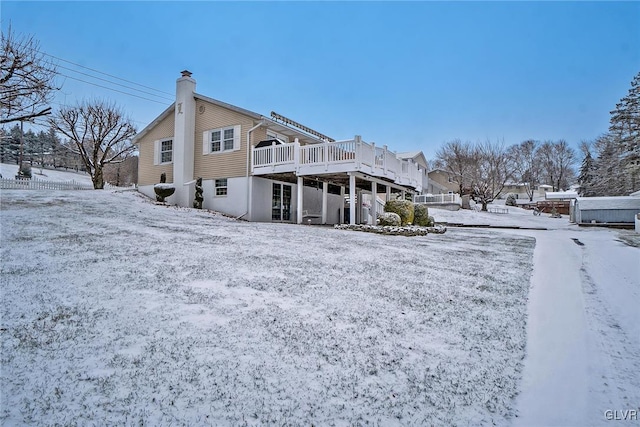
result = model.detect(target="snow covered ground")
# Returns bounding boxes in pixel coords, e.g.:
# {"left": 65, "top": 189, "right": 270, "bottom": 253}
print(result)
{"left": 431, "top": 205, "right": 640, "bottom": 426}
{"left": 0, "top": 162, "right": 93, "bottom": 185}
{"left": 1, "top": 190, "right": 534, "bottom": 425}
{"left": 1, "top": 184, "right": 638, "bottom": 425}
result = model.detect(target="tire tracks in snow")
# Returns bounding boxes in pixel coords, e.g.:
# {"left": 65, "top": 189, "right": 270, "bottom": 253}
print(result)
{"left": 577, "top": 239, "right": 640, "bottom": 423}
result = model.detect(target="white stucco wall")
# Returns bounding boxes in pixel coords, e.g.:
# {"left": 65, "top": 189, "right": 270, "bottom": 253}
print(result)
{"left": 201, "top": 177, "right": 249, "bottom": 218}
{"left": 139, "top": 176, "right": 345, "bottom": 224}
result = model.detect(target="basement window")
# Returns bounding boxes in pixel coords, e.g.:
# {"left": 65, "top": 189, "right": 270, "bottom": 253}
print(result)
{"left": 215, "top": 178, "right": 228, "bottom": 196}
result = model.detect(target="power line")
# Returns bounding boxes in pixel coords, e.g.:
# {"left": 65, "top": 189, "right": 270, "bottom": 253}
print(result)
{"left": 39, "top": 51, "right": 174, "bottom": 97}
{"left": 58, "top": 73, "right": 171, "bottom": 105}
{"left": 54, "top": 63, "right": 173, "bottom": 102}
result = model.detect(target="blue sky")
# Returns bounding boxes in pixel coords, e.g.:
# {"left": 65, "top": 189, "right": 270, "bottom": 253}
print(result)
{"left": 3, "top": 1, "right": 639, "bottom": 160}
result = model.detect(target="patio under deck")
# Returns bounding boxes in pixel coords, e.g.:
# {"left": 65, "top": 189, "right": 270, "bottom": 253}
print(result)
{"left": 251, "top": 136, "right": 428, "bottom": 225}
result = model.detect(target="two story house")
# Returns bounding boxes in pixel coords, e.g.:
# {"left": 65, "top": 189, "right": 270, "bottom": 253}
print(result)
{"left": 134, "top": 71, "right": 429, "bottom": 225}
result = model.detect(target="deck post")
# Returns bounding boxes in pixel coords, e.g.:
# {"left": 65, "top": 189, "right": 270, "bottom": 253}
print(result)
{"left": 271, "top": 141, "right": 276, "bottom": 172}
{"left": 383, "top": 145, "right": 388, "bottom": 175}
{"left": 324, "top": 142, "right": 329, "bottom": 171}
{"left": 322, "top": 181, "right": 328, "bottom": 224}
{"left": 355, "top": 135, "right": 361, "bottom": 170}
{"left": 297, "top": 176, "right": 303, "bottom": 224}
{"left": 371, "top": 181, "right": 377, "bottom": 225}
{"left": 293, "top": 138, "right": 300, "bottom": 174}
{"left": 386, "top": 185, "right": 391, "bottom": 201}
{"left": 340, "top": 186, "right": 345, "bottom": 224}
{"left": 349, "top": 174, "right": 356, "bottom": 225}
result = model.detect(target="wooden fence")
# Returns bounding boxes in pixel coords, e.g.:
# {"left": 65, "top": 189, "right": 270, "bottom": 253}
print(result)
{"left": 0, "top": 178, "right": 94, "bottom": 190}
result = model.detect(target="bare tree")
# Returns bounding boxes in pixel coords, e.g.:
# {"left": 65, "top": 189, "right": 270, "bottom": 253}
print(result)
{"left": 435, "top": 139, "right": 474, "bottom": 194}
{"left": 103, "top": 155, "right": 138, "bottom": 187}
{"left": 49, "top": 100, "right": 137, "bottom": 189}
{"left": 508, "top": 139, "right": 541, "bottom": 201}
{"left": 539, "top": 140, "right": 576, "bottom": 191}
{"left": 1, "top": 25, "right": 57, "bottom": 124}
{"left": 469, "top": 140, "right": 513, "bottom": 211}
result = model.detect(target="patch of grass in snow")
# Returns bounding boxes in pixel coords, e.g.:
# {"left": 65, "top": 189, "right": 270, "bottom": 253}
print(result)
{"left": 615, "top": 230, "right": 640, "bottom": 248}
{"left": 0, "top": 191, "right": 535, "bottom": 426}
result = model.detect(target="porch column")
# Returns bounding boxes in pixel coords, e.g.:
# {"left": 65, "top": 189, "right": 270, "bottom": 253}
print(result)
{"left": 349, "top": 174, "right": 356, "bottom": 225}
{"left": 297, "top": 176, "right": 303, "bottom": 224}
{"left": 322, "top": 181, "right": 328, "bottom": 224}
{"left": 340, "top": 186, "right": 345, "bottom": 224}
{"left": 401, "top": 190, "right": 406, "bottom": 200}
{"left": 371, "top": 181, "right": 377, "bottom": 225}
{"left": 386, "top": 185, "right": 391, "bottom": 201}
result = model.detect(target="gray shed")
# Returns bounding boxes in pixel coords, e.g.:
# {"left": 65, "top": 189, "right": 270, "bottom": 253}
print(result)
{"left": 573, "top": 197, "right": 640, "bottom": 224}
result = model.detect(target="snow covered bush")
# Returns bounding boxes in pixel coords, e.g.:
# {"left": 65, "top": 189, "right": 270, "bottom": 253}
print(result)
{"left": 505, "top": 194, "right": 517, "bottom": 207}
{"left": 378, "top": 212, "right": 401, "bottom": 226}
{"left": 384, "top": 200, "right": 414, "bottom": 225}
{"left": 17, "top": 163, "right": 31, "bottom": 179}
{"left": 414, "top": 204, "right": 433, "bottom": 226}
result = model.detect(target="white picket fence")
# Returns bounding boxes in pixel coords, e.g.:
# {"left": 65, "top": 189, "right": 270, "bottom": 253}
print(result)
{"left": 0, "top": 178, "right": 94, "bottom": 190}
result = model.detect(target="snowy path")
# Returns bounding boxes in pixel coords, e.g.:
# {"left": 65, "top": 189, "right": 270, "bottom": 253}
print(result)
{"left": 514, "top": 229, "right": 640, "bottom": 426}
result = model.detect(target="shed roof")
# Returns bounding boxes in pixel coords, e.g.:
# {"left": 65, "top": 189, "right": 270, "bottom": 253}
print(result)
{"left": 575, "top": 196, "right": 640, "bottom": 211}
{"left": 546, "top": 191, "right": 578, "bottom": 200}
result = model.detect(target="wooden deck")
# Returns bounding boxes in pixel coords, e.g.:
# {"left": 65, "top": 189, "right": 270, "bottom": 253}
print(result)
{"left": 251, "top": 137, "right": 425, "bottom": 192}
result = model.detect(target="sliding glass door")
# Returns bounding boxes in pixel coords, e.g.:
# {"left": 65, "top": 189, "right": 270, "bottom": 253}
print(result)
{"left": 272, "top": 183, "right": 292, "bottom": 222}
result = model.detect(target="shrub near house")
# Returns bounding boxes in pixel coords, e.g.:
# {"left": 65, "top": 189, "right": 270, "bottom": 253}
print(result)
{"left": 385, "top": 200, "right": 414, "bottom": 225}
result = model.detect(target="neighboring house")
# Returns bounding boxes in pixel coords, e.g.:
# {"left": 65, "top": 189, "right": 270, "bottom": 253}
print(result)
{"left": 134, "top": 71, "right": 428, "bottom": 225}
{"left": 572, "top": 196, "right": 640, "bottom": 224}
{"left": 501, "top": 183, "right": 552, "bottom": 200}
{"left": 426, "top": 169, "right": 458, "bottom": 194}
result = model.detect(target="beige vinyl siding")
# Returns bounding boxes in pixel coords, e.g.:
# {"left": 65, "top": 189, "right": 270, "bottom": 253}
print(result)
{"left": 251, "top": 127, "right": 268, "bottom": 146}
{"left": 195, "top": 100, "right": 257, "bottom": 180}
{"left": 137, "top": 112, "right": 175, "bottom": 186}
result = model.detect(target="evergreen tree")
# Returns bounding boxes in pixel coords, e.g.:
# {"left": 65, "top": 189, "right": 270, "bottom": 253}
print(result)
{"left": 609, "top": 71, "right": 640, "bottom": 193}
{"left": 577, "top": 142, "right": 597, "bottom": 196}
{"left": 592, "top": 134, "right": 625, "bottom": 196}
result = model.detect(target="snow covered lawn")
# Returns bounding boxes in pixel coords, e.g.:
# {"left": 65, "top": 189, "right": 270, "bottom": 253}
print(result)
{"left": 0, "top": 162, "right": 93, "bottom": 184}
{"left": 1, "top": 190, "right": 535, "bottom": 425}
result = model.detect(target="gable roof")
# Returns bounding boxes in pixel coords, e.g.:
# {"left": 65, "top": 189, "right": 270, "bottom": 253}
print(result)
{"left": 428, "top": 168, "right": 450, "bottom": 175}
{"left": 194, "top": 93, "right": 262, "bottom": 121}
{"left": 132, "top": 93, "right": 328, "bottom": 146}
{"left": 575, "top": 196, "right": 640, "bottom": 210}
{"left": 132, "top": 103, "right": 175, "bottom": 145}
{"left": 397, "top": 151, "right": 428, "bottom": 168}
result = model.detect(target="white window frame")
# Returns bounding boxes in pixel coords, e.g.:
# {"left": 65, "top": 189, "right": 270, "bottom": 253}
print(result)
{"left": 266, "top": 129, "right": 289, "bottom": 143}
{"left": 154, "top": 137, "right": 174, "bottom": 165}
{"left": 215, "top": 178, "right": 228, "bottom": 197}
{"left": 203, "top": 125, "right": 241, "bottom": 155}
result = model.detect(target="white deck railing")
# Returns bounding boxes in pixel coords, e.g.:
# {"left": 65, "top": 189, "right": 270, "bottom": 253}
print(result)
{"left": 252, "top": 137, "right": 424, "bottom": 191}
{"left": 414, "top": 193, "right": 462, "bottom": 205}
